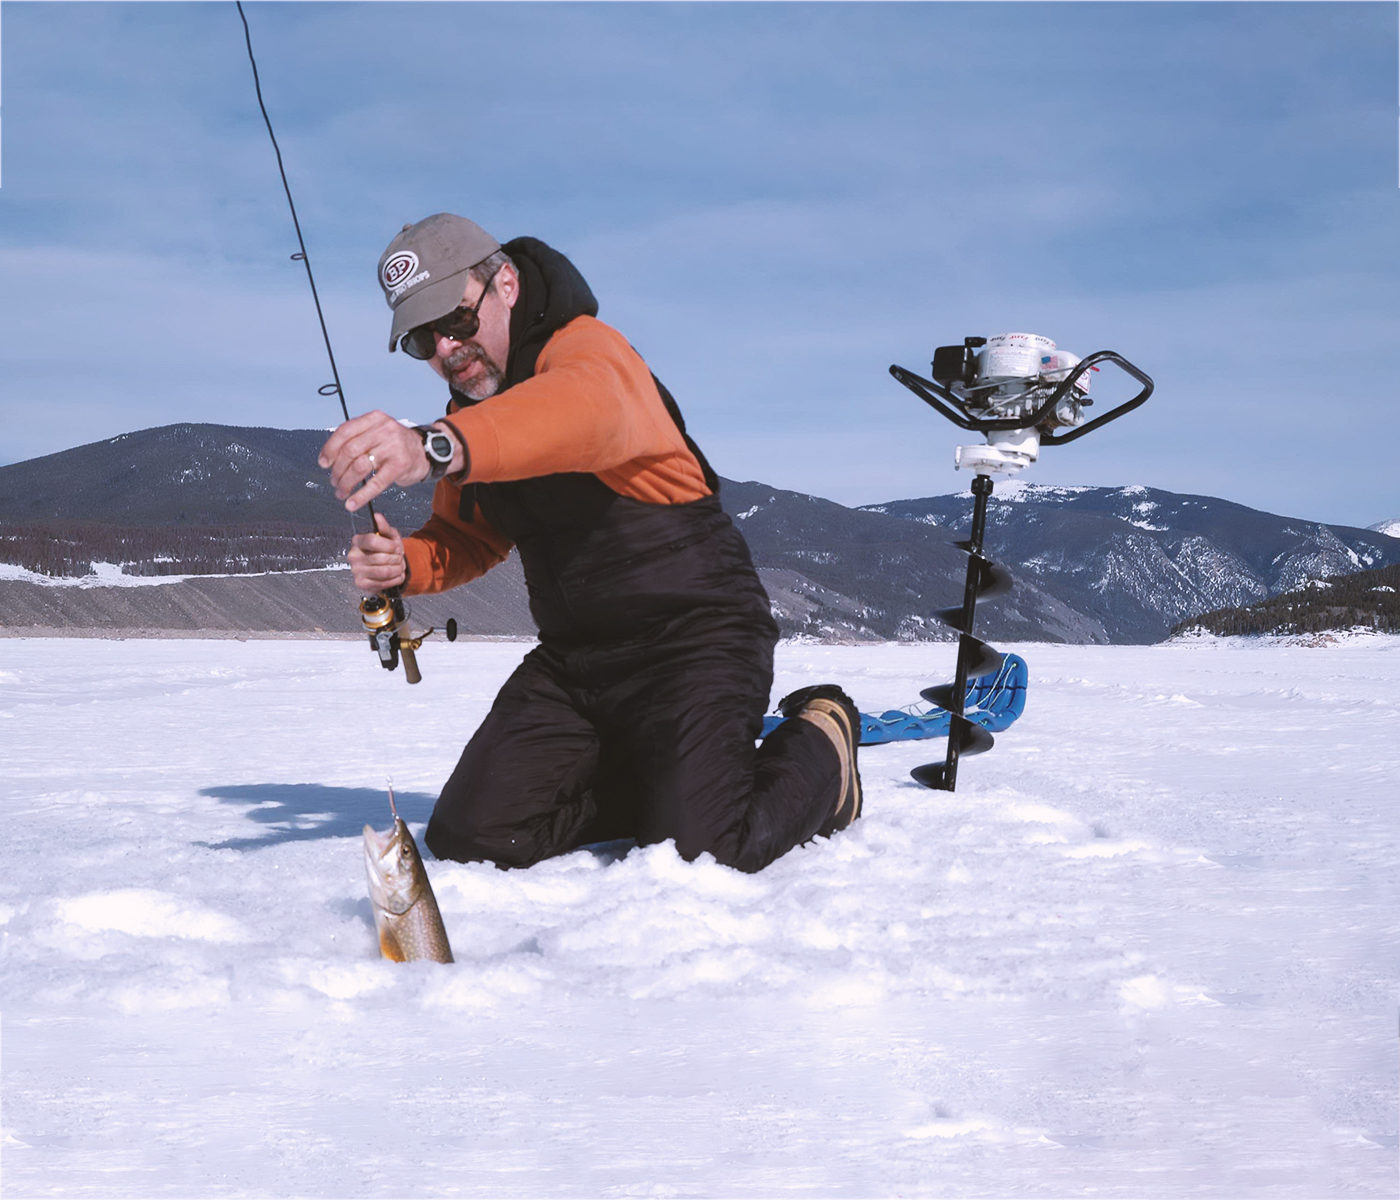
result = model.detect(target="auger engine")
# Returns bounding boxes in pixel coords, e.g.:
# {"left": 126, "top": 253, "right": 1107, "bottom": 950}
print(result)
{"left": 889, "top": 334, "right": 1153, "bottom": 790}
{"left": 932, "top": 333, "right": 1094, "bottom": 476}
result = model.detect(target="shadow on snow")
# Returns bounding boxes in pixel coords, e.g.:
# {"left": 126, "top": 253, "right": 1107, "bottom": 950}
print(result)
{"left": 195, "top": 782, "right": 637, "bottom": 865}
{"left": 195, "top": 782, "right": 436, "bottom": 852}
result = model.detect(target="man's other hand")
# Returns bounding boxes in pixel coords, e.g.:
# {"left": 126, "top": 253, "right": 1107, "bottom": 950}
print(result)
{"left": 319, "top": 411, "right": 429, "bottom": 512}
{"left": 349, "top": 513, "right": 407, "bottom": 592}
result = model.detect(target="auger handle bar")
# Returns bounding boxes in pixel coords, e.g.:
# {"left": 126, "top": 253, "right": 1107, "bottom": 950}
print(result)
{"left": 888, "top": 350, "right": 1153, "bottom": 444}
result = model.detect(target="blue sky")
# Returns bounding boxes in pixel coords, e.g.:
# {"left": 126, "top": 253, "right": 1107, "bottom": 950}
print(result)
{"left": 2, "top": 2, "right": 1396, "bottom": 526}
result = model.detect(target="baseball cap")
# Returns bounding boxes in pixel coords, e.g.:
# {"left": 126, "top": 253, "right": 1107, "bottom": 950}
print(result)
{"left": 378, "top": 213, "right": 501, "bottom": 352}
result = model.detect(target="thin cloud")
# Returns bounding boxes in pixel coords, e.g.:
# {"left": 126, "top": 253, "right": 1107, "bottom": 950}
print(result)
{"left": 1, "top": 2, "right": 1396, "bottom": 529}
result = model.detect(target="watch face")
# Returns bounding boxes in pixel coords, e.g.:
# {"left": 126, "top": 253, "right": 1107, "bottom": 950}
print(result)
{"left": 425, "top": 432, "right": 453, "bottom": 464}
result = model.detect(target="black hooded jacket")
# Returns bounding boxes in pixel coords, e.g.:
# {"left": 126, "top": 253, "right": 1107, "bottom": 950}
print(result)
{"left": 414, "top": 238, "right": 775, "bottom": 648}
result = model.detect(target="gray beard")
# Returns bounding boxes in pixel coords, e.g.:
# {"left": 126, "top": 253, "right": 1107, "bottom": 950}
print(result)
{"left": 444, "top": 345, "right": 504, "bottom": 401}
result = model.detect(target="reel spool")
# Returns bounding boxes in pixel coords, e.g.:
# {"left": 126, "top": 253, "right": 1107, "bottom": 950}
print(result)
{"left": 890, "top": 333, "right": 1153, "bottom": 790}
{"left": 359, "top": 592, "right": 458, "bottom": 685}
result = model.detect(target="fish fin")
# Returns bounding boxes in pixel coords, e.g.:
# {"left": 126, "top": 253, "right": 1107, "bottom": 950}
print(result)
{"left": 378, "top": 928, "right": 406, "bottom": 963}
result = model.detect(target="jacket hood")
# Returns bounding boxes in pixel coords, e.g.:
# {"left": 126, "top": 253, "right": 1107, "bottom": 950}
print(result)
{"left": 447, "top": 236, "right": 598, "bottom": 410}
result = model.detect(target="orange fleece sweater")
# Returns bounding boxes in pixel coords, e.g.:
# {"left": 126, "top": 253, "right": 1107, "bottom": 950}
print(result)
{"left": 400, "top": 315, "right": 711, "bottom": 596}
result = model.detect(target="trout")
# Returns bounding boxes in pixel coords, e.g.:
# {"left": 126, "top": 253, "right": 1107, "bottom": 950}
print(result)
{"left": 363, "top": 789, "right": 453, "bottom": 963}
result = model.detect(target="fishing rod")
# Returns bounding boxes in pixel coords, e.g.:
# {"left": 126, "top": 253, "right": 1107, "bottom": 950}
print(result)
{"left": 235, "top": 1, "right": 455, "bottom": 682}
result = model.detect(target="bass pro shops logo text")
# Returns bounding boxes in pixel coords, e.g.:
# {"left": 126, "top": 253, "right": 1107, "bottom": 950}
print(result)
{"left": 381, "top": 251, "right": 429, "bottom": 301}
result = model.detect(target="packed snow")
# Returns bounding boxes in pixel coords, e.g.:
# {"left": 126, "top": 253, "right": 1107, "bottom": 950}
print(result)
{"left": 2, "top": 635, "right": 1397, "bottom": 1196}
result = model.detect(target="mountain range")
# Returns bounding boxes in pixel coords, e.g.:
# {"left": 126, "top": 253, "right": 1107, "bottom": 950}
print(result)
{"left": 2, "top": 423, "right": 1397, "bottom": 643}
{"left": 859, "top": 483, "right": 1400, "bottom": 641}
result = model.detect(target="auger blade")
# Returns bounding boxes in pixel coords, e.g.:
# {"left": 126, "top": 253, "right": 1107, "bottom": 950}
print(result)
{"left": 909, "top": 717, "right": 995, "bottom": 790}
{"left": 974, "top": 559, "right": 1013, "bottom": 599}
{"left": 934, "top": 605, "right": 969, "bottom": 632}
{"left": 935, "top": 558, "right": 1012, "bottom": 633}
{"left": 921, "top": 639, "right": 1004, "bottom": 704}
{"left": 918, "top": 477, "right": 1006, "bottom": 793}
{"left": 960, "top": 635, "right": 1005, "bottom": 680}
{"left": 910, "top": 762, "right": 952, "bottom": 789}
{"left": 921, "top": 682, "right": 959, "bottom": 710}
{"left": 952, "top": 715, "right": 995, "bottom": 757}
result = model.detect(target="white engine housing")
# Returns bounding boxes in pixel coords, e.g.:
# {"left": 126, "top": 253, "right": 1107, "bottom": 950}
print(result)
{"left": 955, "top": 333, "right": 1088, "bottom": 476}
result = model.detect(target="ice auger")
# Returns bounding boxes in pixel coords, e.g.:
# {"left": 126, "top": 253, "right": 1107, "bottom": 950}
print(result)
{"left": 890, "top": 334, "right": 1153, "bottom": 790}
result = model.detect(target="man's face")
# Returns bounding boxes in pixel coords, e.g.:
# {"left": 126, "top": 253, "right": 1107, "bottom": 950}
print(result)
{"left": 428, "top": 264, "right": 518, "bottom": 401}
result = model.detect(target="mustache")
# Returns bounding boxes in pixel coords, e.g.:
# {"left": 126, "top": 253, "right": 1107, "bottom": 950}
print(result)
{"left": 443, "top": 344, "right": 487, "bottom": 373}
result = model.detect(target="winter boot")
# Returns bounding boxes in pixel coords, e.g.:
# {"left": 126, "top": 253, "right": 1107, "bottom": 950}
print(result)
{"left": 778, "top": 684, "right": 863, "bottom": 837}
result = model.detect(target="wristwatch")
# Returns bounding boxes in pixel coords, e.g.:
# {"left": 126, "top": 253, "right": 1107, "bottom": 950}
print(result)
{"left": 417, "top": 425, "right": 455, "bottom": 480}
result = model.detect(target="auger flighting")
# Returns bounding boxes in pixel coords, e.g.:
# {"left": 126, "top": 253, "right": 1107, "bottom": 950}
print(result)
{"left": 890, "top": 333, "right": 1153, "bottom": 790}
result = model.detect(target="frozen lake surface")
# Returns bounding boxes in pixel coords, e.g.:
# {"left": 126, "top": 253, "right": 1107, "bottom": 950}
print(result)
{"left": 1, "top": 635, "right": 1396, "bottom": 1196}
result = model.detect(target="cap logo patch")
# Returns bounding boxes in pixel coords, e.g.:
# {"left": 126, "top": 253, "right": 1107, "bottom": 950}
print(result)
{"left": 381, "top": 251, "right": 419, "bottom": 291}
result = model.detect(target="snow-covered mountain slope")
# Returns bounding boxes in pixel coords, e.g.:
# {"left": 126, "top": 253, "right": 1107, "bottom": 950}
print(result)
{"left": 864, "top": 483, "right": 1400, "bottom": 641}
{"left": 3, "top": 426, "right": 1398, "bottom": 643}
{"left": 2, "top": 636, "right": 1395, "bottom": 1195}
{"left": 0, "top": 559, "right": 528, "bottom": 639}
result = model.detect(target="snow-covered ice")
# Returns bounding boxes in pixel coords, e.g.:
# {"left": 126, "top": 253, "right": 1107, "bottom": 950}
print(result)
{"left": 1, "top": 635, "right": 1396, "bottom": 1196}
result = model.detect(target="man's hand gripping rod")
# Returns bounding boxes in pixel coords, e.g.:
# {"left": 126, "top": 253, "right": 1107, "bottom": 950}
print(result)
{"left": 238, "top": 1, "right": 458, "bottom": 684}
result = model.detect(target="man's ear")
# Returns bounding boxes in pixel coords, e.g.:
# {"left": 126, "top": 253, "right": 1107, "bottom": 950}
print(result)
{"left": 497, "top": 263, "right": 520, "bottom": 310}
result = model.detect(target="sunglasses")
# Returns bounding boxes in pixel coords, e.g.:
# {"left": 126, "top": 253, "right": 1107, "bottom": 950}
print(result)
{"left": 399, "top": 266, "right": 501, "bottom": 360}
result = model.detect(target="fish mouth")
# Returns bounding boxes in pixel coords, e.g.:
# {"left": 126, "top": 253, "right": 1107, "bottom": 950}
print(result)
{"left": 363, "top": 826, "right": 395, "bottom": 878}
{"left": 363, "top": 821, "right": 422, "bottom": 914}
{"left": 363, "top": 823, "right": 394, "bottom": 858}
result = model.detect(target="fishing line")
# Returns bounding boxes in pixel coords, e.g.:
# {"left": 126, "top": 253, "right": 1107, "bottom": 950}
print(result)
{"left": 235, "top": 0, "right": 379, "bottom": 533}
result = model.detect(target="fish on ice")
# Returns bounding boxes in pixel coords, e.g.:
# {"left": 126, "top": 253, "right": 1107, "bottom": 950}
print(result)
{"left": 363, "top": 787, "right": 453, "bottom": 963}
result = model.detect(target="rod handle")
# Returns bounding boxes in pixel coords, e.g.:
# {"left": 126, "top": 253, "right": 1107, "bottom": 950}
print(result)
{"left": 399, "top": 640, "right": 422, "bottom": 685}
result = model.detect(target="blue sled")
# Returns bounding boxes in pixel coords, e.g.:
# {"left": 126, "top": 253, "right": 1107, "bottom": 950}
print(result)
{"left": 760, "top": 652, "right": 1028, "bottom": 746}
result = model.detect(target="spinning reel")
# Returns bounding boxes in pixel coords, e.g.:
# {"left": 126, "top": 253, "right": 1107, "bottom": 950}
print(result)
{"left": 890, "top": 333, "right": 1153, "bottom": 790}
{"left": 359, "top": 591, "right": 458, "bottom": 686}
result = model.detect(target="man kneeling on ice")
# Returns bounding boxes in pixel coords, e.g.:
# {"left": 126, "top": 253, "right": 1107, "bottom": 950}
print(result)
{"left": 319, "top": 214, "right": 861, "bottom": 873}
